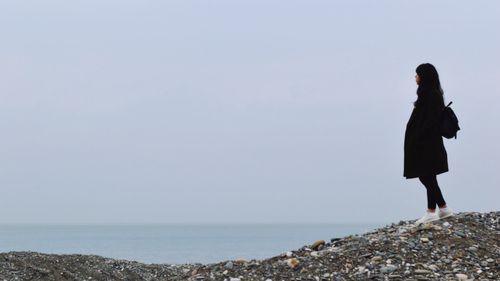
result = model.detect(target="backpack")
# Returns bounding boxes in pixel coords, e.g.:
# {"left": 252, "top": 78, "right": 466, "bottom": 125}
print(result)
{"left": 441, "top": 101, "right": 460, "bottom": 139}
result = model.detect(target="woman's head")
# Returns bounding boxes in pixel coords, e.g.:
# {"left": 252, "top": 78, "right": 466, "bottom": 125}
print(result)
{"left": 416, "top": 63, "right": 441, "bottom": 90}
{"left": 414, "top": 63, "right": 444, "bottom": 106}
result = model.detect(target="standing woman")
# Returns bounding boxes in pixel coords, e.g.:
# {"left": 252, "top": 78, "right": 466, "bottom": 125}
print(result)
{"left": 404, "top": 63, "right": 453, "bottom": 224}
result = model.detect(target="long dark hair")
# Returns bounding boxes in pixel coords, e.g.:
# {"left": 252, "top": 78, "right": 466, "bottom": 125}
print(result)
{"left": 414, "top": 63, "right": 445, "bottom": 107}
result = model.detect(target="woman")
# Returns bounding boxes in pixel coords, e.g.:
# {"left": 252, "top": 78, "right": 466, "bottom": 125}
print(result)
{"left": 404, "top": 63, "right": 453, "bottom": 225}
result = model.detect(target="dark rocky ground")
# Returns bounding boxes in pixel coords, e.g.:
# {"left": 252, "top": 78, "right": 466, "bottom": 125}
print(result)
{"left": 1, "top": 212, "right": 498, "bottom": 281}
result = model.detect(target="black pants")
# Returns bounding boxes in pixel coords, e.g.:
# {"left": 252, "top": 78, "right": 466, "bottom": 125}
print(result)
{"left": 418, "top": 175, "right": 446, "bottom": 210}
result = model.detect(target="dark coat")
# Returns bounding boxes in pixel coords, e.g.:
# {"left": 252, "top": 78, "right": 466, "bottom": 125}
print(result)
{"left": 404, "top": 92, "right": 448, "bottom": 179}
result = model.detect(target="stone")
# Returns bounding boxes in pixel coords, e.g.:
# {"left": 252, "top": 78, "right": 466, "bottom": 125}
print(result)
{"left": 455, "top": 273, "right": 468, "bottom": 281}
{"left": 421, "top": 223, "right": 433, "bottom": 230}
{"left": 371, "top": 256, "right": 383, "bottom": 263}
{"left": 428, "top": 264, "right": 438, "bottom": 271}
{"left": 311, "top": 240, "right": 325, "bottom": 251}
{"left": 224, "top": 261, "right": 234, "bottom": 269}
{"left": 420, "top": 237, "right": 429, "bottom": 243}
{"left": 286, "top": 258, "right": 300, "bottom": 269}
{"left": 380, "top": 265, "right": 397, "bottom": 273}
{"left": 330, "top": 238, "right": 341, "bottom": 243}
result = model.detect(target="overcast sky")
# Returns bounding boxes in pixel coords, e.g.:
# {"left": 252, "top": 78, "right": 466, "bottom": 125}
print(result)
{"left": 0, "top": 1, "right": 498, "bottom": 224}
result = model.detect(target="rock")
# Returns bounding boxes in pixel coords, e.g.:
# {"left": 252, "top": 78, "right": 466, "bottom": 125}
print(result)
{"left": 432, "top": 225, "right": 442, "bottom": 231}
{"left": 468, "top": 246, "right": 477, "bottom": 252}
{"left": 310, "top": 240, "right": 325, "bottom": 251}
{"left": 420, "top": 237, "right": 430, "bottom": 243}
{"left": 224, "top": 261, "right": 234, "bottom": 269}
{"left": 380, "top": 265, "right": 397, "bottom": 273}
{"left": 455, "top": 273, "right": 468, "bottom": 280}
{"left": 371, "top": 256, "right": 383, "bottom": 263}
{"left": 414, "top": 269, "right": 430, "bottom": 274}
{"left": 428, "top": 264, "right": 438, "bottom": 271}
{"left": 330, "top": 238, "right": 341, "bottom": 243}
{"left": 421, "top": 224, "right": 433, "bottom": 230}
{"left": 286, "top": 258, "right": 300, "bottom": 269}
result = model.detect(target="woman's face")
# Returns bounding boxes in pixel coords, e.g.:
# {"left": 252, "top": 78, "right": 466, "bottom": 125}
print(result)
{"left": 415, "top": 73, "right": 421, "bottom": 85}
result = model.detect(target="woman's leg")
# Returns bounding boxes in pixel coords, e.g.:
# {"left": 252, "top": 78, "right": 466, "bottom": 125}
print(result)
{"left": 418, "top": 174, "right": 447, "bottom": 210}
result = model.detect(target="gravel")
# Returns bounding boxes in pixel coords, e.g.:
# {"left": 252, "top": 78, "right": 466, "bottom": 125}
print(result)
{"left": 1, "top": 211, "right": 498, "bottom": 281}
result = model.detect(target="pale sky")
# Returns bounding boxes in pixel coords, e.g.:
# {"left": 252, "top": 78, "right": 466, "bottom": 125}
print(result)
{"left": 0, "top": 1, "right": 499, "bottom": 224}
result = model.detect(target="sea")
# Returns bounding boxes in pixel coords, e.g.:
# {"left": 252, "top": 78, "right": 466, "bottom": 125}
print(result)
{"left": 0, "top": 223, "right": 384, "bottom": 264}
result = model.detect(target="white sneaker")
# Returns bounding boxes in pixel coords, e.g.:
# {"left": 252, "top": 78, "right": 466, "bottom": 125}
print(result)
{"left": 439, "top": 207, "right": 454, "bottom": 219}
{"left": 415, "top": 211, "right": 440, "bottom": 225}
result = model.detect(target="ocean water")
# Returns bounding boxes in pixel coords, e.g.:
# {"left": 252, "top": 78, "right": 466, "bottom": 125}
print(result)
{"left": 0, "top": 224, "right": 383, "bottom": 264}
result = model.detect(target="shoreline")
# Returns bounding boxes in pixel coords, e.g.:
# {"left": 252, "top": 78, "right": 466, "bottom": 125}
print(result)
{"left": 1, "top": 211, "right": 498, "bottom": 280}
{"left": 0, "top": 223, "right": 382, "bottom": 265}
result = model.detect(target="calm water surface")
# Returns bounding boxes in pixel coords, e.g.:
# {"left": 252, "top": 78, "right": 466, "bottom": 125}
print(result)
{"left": 0, "top": 224, "right": 383, "bottom": 264}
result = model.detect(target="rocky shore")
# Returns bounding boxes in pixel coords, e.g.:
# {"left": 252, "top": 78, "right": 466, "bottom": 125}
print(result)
{"left": 1, "top": 212, "right": 498, "bottom": 281}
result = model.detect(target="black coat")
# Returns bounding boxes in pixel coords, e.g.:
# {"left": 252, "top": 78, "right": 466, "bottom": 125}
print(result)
{"left": 404, "top": 92, "right": 448, "bottom": 179}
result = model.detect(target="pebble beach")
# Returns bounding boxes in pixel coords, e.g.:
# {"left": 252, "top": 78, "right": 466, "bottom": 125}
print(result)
{"left": 1, "top": 211, "right": 498, "bottom": 281}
